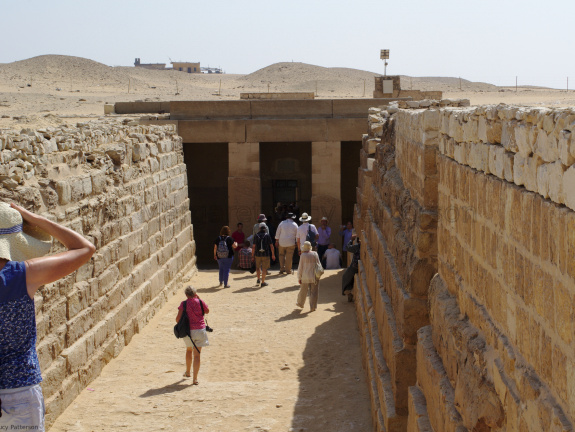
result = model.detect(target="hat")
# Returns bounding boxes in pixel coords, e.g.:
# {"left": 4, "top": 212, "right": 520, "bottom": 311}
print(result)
{"left": 321, "top": 217, "right": 328, "bottom": 221}
{"left": 302, "top": 241, "right": 312, "bottom": 252}
{"left": 299, "top": 212, "right": 311, "bottom": 222}
{"left": 286, "top": 212, "right": 296, "bottom": 219}
{"left": 0, "top": 203, "right": 52, "bottom": 262}
{"left": 257, "top": 214, "right": 267, "bottom": 222}
{"left": 259, "top": 222, "right": 266, "bottom": 228}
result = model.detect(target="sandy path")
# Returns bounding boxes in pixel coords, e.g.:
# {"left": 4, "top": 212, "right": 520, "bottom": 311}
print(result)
{"left": 49, "top": 268, "right": 372, "bottom": 432}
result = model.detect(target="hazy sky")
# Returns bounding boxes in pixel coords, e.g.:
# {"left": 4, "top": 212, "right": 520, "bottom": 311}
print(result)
{"left": 2, "top": 0, "right": 573, "bottom": 88}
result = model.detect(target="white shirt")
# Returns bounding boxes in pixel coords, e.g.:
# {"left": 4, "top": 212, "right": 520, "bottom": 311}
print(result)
{"left": 323, "top": 248, "right": 341, "bottom": 269}
{"left": 275, "top": 219, "right": 298, "bottom": 247}
{"left": 296, "top": 222, "right": 318, "bottom": 249}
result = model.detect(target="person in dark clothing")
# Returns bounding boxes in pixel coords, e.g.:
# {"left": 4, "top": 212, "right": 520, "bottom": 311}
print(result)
{"left": 341, "top": 234, "right": 360, "bottom": 302}
{"left": 252, "top": 223, "right": 275, "bottom": 287}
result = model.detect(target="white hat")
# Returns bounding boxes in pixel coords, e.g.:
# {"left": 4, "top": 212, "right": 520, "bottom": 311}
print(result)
{"left": 259, "top": 222, "right": 266, "bottom": 228}
{"left": 299, "top": 212, "right": 311, "bottom": 222}
{"left": 321, "top": 217, "right": 328, "bottom": 221}
{"left": 302, "top": 241, "right": 312, "bottom": 252}
{"left": 0, "top": 203, "right": 52, "bottom": 261}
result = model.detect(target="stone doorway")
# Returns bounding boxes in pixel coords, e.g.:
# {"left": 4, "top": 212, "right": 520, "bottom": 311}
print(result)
{"left": 273, "top": 179, "right": 298, "bottom": 207}
{"left": 260, "top": 142, "right": 312, "bottom": 220}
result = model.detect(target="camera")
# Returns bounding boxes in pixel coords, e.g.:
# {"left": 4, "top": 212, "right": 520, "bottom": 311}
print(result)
{"left": 205, "top": 325, "right": 214, "bottom": 332}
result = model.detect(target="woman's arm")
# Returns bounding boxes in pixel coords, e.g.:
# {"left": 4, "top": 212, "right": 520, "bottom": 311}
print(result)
{"left": 11, "top": 204, "right": 96, "bottom": 298}
{"left": 176, "top": 309, "right": 183, "bottom": 322}
{"left": 201, "top": 299, "right": 209, "bottom": 314}
{"left": 214, "top": 244, "right": 218, "bottom": 261}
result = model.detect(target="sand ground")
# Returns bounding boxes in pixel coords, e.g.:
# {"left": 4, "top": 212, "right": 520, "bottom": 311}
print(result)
{"left": 49, "top": 267, "right": 372, "bottom": 432}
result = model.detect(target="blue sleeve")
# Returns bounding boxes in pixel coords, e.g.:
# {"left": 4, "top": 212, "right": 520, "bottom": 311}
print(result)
{"left": 0, "top": 261, "right": 27, "bottom": 303}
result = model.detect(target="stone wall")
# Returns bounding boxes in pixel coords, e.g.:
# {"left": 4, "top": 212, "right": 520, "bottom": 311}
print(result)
{"left": 0, "top": 120, "right": 196, "bottom": 426}
{"left": 353, "top": 103, "right": 575, "bottom": 431}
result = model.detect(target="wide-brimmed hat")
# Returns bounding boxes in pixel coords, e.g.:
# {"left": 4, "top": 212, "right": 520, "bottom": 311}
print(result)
{"left": 286, "top": 212, "right": 296, "bottom": 219}
{"left": 0, "top": 203, "right": 52, "bottom": 261}
{"left": 302, "top": 241, "right": 312, "bottom": 252}
{"left": 257, "top": 214, "right": 267, "bottom": 222}
{"left": 321, "top": 217, "right": 328, "bottom": 222}
{"left": 299, "top": 212, "right": 311, "bottom": 222}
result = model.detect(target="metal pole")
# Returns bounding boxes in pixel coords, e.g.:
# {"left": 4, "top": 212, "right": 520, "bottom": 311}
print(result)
{"left": 516, "top": 76, "right": 518, "bottom": 92}
{"left": 459, "top": 77, "right": 462, "bottom": 90}
{"left": 567, "top": 77, "right": 569, "bottom": 92}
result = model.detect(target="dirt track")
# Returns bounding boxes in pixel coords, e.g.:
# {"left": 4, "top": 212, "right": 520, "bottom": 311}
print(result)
{"left": 49, "top": 268, "right": 372, "bottom": 432}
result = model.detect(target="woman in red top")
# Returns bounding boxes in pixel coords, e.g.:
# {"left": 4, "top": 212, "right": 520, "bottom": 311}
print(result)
{"left": 176, "top": 286, "right": 209, "bottom": 385}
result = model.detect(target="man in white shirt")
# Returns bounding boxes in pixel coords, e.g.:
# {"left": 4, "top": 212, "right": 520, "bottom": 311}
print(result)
{"left": 322, "top": 243, "right": 342, "bottom": 269}
{"left": 296, "top": 212, "right": 319, "bottom": 255}
{"left": 275, "top": 212, "right": 298, "bottom": 274}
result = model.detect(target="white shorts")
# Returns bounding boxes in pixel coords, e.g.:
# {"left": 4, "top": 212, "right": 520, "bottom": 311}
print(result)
{"left": 0, "top": 384, "right": 45, "bottom": 431}
{"left": 184, "top": 329, "right": 210, "bottom": 348}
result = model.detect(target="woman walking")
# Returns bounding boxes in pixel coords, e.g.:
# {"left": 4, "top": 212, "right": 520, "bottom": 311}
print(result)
{"left": 176, "top": 286, "right": 209, "bottom": 385}
{"left": 0, "top": 202, "right": 96, "bottom": 431}
{"left": 296, "top": 241, "right": 322, "bottom": 312}
{"left": 213, "top": 226, "right": 236, "bottom": 288}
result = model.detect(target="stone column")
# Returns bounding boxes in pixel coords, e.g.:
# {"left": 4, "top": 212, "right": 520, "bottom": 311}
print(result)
{"left": 228, "top": 142, "right": 260, "bottom": 229}
{"left": 311, "top": 141, "right": 342, "bottom": 249}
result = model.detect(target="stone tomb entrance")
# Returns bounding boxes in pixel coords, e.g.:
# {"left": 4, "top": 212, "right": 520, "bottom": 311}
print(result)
{"left": 166, "top": 99, "right": 393, "bottom": 265}
{"left": 260, "top": 142, "right": 312, "bottom": 218}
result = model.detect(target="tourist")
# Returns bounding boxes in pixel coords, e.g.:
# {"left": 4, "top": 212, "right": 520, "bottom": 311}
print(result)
{"left": 0, "top": 202, "right": 96, "bottom": 431}
{"left": 213, "top": 226, "right": 236, "bottom": 288}
{"left": 342, "top": 234, "right": 361, "bottom": 302}
{"left": 238, "top": 240, "right": 253, "bottom": 270}
{"left": 252, "top": 222, "right": 275, "bottom": 287}
{"left": 339, "top": 221, "right": 354, "bottom": 267}
{"left": 176, "top": 286, "right": 209, "bottom": 385}
{"left": 321, "top": 243, "right": 342, "bottom": 270}
{"left": 252, "top": 214, "right": 269, "bottom": 238}
{"left": 296, "top": 212, "right": 319, "bottom": 255}
{"left": 296, "top": 241, "right": 322, "bottom": 312}
{"left": 317, "top": 216, "right": 331, "bottom": 263}
{"left": 275, "top": 212, "right": 298, "bottom": 274}
{"left": 231, "top": 222, "right": 245, "bottom": 269}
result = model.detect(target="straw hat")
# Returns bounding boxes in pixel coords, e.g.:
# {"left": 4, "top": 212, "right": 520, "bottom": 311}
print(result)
{"left": 0, "top": 203, "right": 52, "bottom": 261}
{"left": 302, "top": 241, "right": 312, "bottom": 252}
{"left": 299, "top": 212, "right": 311, "bottom": 222}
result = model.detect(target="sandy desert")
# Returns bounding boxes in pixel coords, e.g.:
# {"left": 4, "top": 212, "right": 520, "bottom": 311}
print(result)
{"left": 2, "top": 55, "right": 575, "bottom": 130}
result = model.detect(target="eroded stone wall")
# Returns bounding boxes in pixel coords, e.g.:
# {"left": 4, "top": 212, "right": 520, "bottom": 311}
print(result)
{"left": 354, "top": 103, "right": 575, "bottom": 431}
{"left": 0, "top": 121, "right": 196, "bottom": 426}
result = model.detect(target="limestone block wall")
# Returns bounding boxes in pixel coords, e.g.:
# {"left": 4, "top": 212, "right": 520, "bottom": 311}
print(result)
{"left": 0, "top": 121, "right": 196, "bottom": 426}
{"left": 353, "top": 102, "right": 463, "bottom": 431}
{"left": 353, "top": 103, "right": 575, "bottom": 431}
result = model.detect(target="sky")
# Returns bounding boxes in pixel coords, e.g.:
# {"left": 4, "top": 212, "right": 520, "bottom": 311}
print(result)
{"left": 1, "top": 0, "right": 573, "bottom": 88}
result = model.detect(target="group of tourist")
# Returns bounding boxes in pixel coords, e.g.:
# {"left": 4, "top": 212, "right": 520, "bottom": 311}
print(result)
{"left": 0, "top": 199, "right": 362, "bottom": 430}
{"left": 213, "top": 211, "right": 355, "bottom": 288}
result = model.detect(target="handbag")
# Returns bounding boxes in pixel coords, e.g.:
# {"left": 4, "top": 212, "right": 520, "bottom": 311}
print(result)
{"left": 315, "top": 260, "right": 324, "bottom": 281}
{"left": 174, "top": 301, "right": 190, "bottom": 338}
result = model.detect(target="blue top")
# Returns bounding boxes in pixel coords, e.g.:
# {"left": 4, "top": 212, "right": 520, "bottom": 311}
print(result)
{"left": 0, "top": 261, "right": 42, "bottom": 389}
{"left": 341, "top": 228, "right": 353, "bottom": 251}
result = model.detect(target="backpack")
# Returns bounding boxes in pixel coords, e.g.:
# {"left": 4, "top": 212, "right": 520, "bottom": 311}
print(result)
{"left": 174, "top": 301, "right": 190, "bottom": 338}
{"left": 306, "top": 225, "right": 317, "bottom": 247}
{"left": 216, "top": 236, "right": 229, "bottom": 259}
{"left": 255, "top": 231, "right": 268, "bottom": 257}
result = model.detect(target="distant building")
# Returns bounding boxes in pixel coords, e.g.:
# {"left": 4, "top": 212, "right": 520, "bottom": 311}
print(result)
{"left": 373, "top": 75, "right": 442, "bottom": 100}
{"left": 171, "top": 62, "right": 201, "bottom": 73}
{"left": 134, "top": 58, "right": 166, "bottom": 70}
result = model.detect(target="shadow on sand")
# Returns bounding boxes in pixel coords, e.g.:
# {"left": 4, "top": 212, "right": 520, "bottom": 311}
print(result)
{"left": 288, "top": 270, "right": 372, "bottom": 430}
{"left": 139, "top": 379, "right": 190, "bottom": 398}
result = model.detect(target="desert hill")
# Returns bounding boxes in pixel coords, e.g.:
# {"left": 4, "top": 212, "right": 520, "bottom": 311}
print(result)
{"left": 0, "top": 55, "right": 573, "bottom": 128}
